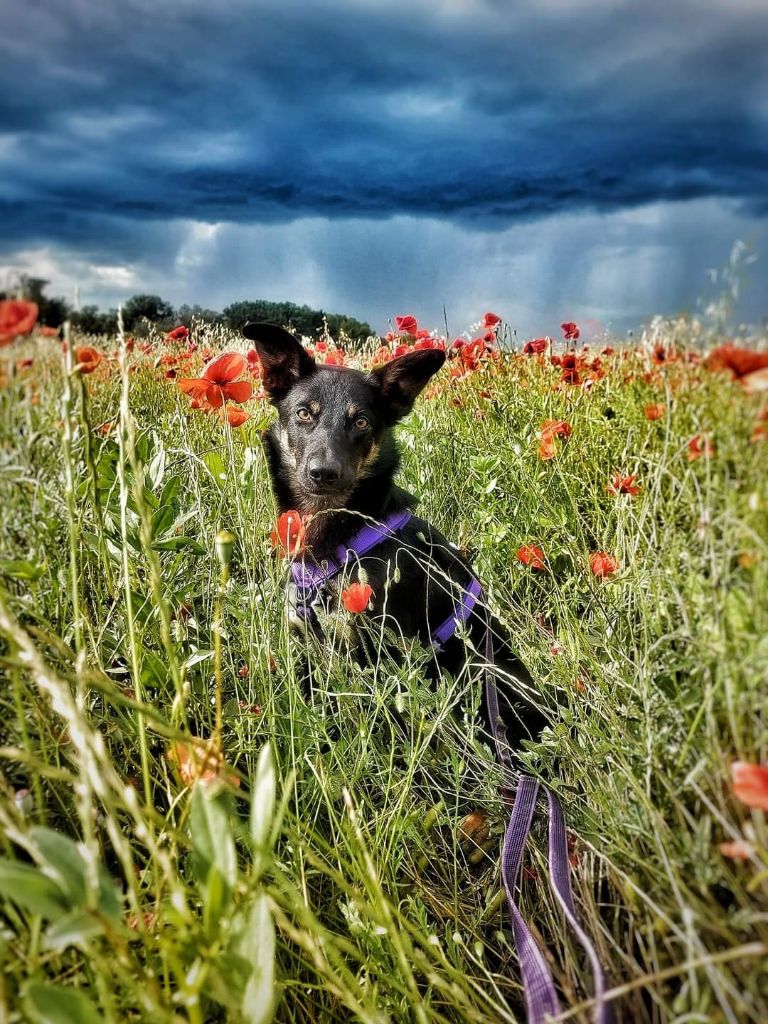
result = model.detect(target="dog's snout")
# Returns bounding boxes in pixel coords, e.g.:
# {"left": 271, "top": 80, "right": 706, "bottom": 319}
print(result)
{"left": 307, "top": 458, "right": 341, "bottom": 485}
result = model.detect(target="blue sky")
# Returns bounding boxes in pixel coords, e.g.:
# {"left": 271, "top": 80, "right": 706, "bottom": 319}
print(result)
{"left": 1, "top": 0, "right": 767, "bottom": 337}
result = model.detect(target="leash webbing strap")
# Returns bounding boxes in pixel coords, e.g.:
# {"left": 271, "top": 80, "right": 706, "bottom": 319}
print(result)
{"left": 484, "top": 629, "right": 612, "bottom": 1023}
{"left": 501, "top": 777, "right": 561, "bottom": 1022}
{"left": 546, "top": 790, "right": 611, "bottom": 1024}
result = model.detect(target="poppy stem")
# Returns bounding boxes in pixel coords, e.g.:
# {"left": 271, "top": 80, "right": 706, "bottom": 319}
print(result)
{"left": 60, "top": 322, "right": 84, "bottom": 654}
{"left": 213, "top": 562, "right": 228, "bottom": 744}
{"left": 213, "top": 529, "right": 234, "bottom": 744}
{"left": 115, "top": 323, "right": 155, "bottom": 819}
{"left": 75, "top": 369, "right": 117, "bottom": 599}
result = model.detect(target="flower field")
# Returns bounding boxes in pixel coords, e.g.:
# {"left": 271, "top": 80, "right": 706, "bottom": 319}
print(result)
{"left": 1, "top": 305, "right": 767, "bottom": 1023}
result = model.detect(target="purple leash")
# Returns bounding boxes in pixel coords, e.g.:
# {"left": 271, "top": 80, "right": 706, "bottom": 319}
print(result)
{"left": 484, "top": 630, "right": 612, "bottom": 1024}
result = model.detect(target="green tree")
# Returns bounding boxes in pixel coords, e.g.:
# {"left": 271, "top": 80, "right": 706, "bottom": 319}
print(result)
{"left": 16, "top": 276, "right": 70, "bottom": 327}
{"left": 176, "top": 303, "right": 223, "bottom": 327}
{"left": 122, "top": 294, "right": 175, "bottom": 332}
{"left": 222, "top": 300, "right": 372, "bottom": 340}
{"left": 71, "top": 305, "right": 118, "bottom": 335}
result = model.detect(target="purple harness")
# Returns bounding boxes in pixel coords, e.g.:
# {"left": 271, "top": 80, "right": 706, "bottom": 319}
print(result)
{"left": 290, "top": 510, "right": 611, "bottom": 1023}
{"left": 290, "top": 508, "right": 483, "bottom": 646}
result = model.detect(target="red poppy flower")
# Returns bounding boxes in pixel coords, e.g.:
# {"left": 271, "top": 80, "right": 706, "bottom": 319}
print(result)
{"left": 165, "top": 325, "right": 188, "bottom": 342}
{"left": 687, "top": 435, "right": 714, "bottom": 461}
{"left": 589, "top": 551, "right": 619, "bottom": 577}
{"left": 483, "top": 312, "right": 501, "bottom": 327}
{"left": 743, "top": 369, "right": 768, "bottom": 394}
{"left": 537, "top": 419, "right": 572, "bottom": 460}
{"left": 341, "top": 581, "right": 373, "bottom": 613}
{"left": 707, "top": 344, "right": 768, "bottom": 379}
{"left": 561, "top": 321, "right": 580, "bottom": 342}
{"left": 0, "top": 300, "right": 38, "bottom": 346}
{"left": 39, "top": 325, "right": 60, "bottom": 338}
{"left": 74, "top": 345, "right": 102, "bottom": 374}
{"left": 523, "top": 338, "right": 548, "bottom": 355}
{"left": 270, "top": 510, "right": 305, "bottom": 557}
{"left": 395, "top": 315, "right": 419, "bottom": 337}
{"left": 414, "top": 336, "right": 445, "bottom": 352}
{"left": 644, "top": 403, "right": 665, "bottom": 421}
{"left": 323, "top": 350, "right": 346, "bottom": 366}
{"left": 371, "top": 345, "right": 393, "bottom": 365}
{"left": 608, "top": 473, "right": 641, "bottom": 497}
{"left": 718, "top": 840, "right": 755, "bottom": 860}
{"left": 651, "top": 343, "right": 673, "bottom": 365}
{"left": 169, "top": 738, "right": 239, "bottom": 788}
{"left": 540, "top": 419, "right": 572, "bottom": 440}
{"left": 221, "top": 405, "right": 251, "bottom": 427}
{"left": 732, "top": 761, "right": 768, "bottom": 811}
{"left": 517, "top": 545, "right": 546, "bottom": 570}
{"left": 178, "top": 351, "right": 253, "bottom": 408}
{"left": 538, "top": 437, "right": 557, "bottom": 460}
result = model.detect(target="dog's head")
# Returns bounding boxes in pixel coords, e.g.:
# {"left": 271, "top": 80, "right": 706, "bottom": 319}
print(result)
{"left": 242, "top": 322, "right": 445, "bottom": 508}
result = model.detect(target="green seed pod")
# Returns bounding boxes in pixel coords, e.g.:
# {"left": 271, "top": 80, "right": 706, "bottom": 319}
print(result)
{"left": 215, "top": 529, "right": 236, "bottom": 568}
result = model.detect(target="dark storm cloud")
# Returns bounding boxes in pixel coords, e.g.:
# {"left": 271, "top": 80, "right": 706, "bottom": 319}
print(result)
{"left": 1, "top": 0, "right": 768, "bottom": 250}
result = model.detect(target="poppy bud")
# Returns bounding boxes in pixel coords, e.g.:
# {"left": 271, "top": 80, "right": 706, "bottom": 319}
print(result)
{"left": 215, "top": 529, "right": 236, "bottom": 568}
{"left": 458, "top": 810, "right": 490, "bottom": 847}
{"left": 14, "top": 788, "right": 33, "bottom": 816}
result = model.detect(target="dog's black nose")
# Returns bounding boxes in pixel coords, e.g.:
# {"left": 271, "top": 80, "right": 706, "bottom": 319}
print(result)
{"left": 307, "top": 459, "right": 340, "bottom": 484}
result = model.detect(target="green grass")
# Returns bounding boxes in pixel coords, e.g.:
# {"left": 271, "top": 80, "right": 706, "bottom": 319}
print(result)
{"left": 0, "top": 320, "right": 767, "bottom": 1023}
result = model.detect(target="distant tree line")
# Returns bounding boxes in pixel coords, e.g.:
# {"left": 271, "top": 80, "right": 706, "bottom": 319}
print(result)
{"left": 0, "top": 277, "right": 373, "bottom": 340}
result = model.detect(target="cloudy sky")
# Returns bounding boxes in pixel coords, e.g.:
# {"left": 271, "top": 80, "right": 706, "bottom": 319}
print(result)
{"left": 1, "top": 0, "right": 767, "bottom": 337}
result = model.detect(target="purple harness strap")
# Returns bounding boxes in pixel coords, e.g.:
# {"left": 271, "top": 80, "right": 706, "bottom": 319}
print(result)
{"left": 291, "top": 512, "right": 611, "bottom": 1021}
{"left": 291, "top": 508, "right": 481, "bottom": 645}
{"left": 432, "top": 576, "right": 483, "bottom": 648}
{"left": 290, "top": 509, "right": 413, "bottom": 623}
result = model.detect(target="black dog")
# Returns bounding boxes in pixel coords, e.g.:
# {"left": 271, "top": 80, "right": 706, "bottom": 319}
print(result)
{"left": 242, "top": 322, "right": 546, "bottom": 754}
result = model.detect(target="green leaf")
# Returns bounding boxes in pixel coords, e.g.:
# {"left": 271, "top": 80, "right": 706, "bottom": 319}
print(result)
{"left": 0, "top": 860, "right": 69, "bottom": 918}
{"left": 159, "top": 473, "right": 182, "bottom": 509}
{"left": 0, "top": 558, "right": 45, "bottom": 581}
{"left": 129, "top": 590, "right": 153, "bottom": 626}
{"left": 184, "top": 649, "right": 214, "bottom": 669}
{"left": 150, "top": 504, "right": 175, "bottom": 539}
{"left": 29, "top": 827, "right": 87, "bottom": 906}
{"left": 250, "top": 745, "right": 276, "bottom": 867}
{"left": 153, "top": 536, "right": 206, "bottom": 555}
{"left": 24, "top": 982, "right": 102, "bottom": 1024}
{"left": 42, "top": 910, "right": 106, "bottom": 951}
{"left": 204, "top": 451, "right": 227, "bottom": 487}
{"left": 241, "top": 894, "right": 276, "bottom": 1024}
{"left": 203, "top": 864, "right": 227, "bottom": 936}
{"left": 190, "top": 783, "right": 237, "bottom": 893}
{"left": 140, "top": 650, "right": 167, "bottom": 689}
{"left": 30, "top": 827, "right": 121, "bottom": 922}
{"left": 147, "top": 446, "right": 166, "bottom": 493}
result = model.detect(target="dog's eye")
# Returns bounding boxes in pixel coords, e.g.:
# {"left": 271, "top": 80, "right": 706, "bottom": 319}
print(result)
{"left": 295, "top": 407, "right": 312, "bottom": 422}
{"left": 354, "top": 416, "right": 370, "bottom": 430}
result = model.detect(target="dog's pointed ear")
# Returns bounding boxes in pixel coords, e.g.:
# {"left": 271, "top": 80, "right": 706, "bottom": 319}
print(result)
{"left": 370, "top": 349, "right": 446, "bottom": 421}
{"left": 241, "top": 322, "right": 316, "bottom": 399}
